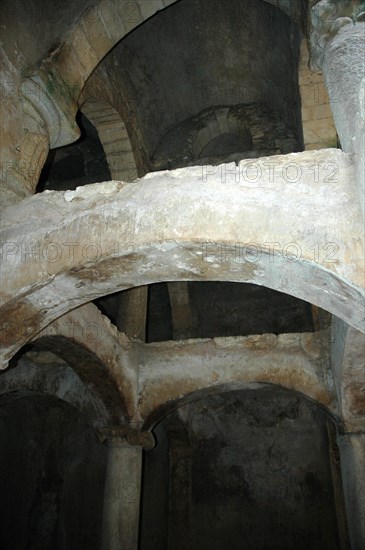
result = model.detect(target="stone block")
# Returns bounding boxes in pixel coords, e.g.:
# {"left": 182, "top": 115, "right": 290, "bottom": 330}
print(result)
{"left": 98, "top": 1, "right": 128, "bottom": 43}
{"left": 68, "top": 25, "right": 100, "bottom": 78}
{"left": 301, "top": 103, "right": 333, "bottom": 122}
{"left": 80, "top": 8, "right": 115, "bottom": 60}
{"left": 114, "top": 0, "right": 143, "bottom": 34}
{"left": 137, "top": 0, "right": 165, "bottom": 21}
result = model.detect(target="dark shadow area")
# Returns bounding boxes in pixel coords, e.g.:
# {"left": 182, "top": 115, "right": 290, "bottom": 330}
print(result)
{"left": 0, "top": 392, "right": 107, "bottom": 550}
{"left": 146, "top": 281, "right": 315, "bottom": 342}
{"left": 36, "top": 112, "right": 111, "bottom": 193}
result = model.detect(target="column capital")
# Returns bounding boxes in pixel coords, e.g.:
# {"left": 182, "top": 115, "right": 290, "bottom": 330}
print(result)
{"left": 21, "top": 68, "right": 80, "bottom": 149}
{"left": 98, "top": 426, "right": 155, "bottom": 450}
{"left": 309, "top": 0, "right": 365, "bottom": 71}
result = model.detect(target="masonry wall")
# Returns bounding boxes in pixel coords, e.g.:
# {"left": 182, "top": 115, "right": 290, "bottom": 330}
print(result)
{"left": 299, "top": 39, "right": 337, "bottom": 150}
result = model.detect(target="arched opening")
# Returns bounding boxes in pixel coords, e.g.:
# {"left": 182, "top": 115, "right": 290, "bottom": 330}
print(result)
{"left": 109, "top": 0, "right": 303, "bottom": 170}
{"left": 198, "top": 131, "right": 253, "bottom": 159}
{"left": 0, "top": 391, "right": 107, "bottom": 549}
{"left": 36, "top": 111, "right": 111, "bottom": 193}
{"left": 140, "top": 386, "right": 348, "bottom": 549}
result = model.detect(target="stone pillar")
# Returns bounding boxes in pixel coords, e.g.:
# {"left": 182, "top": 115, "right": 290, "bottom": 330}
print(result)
{"left": 116, "top": 286, "right": 148, "bottom": 340}
{"left": 168, "top": 282, "right": 197, "bottom": 339}
{"left": 1, "top": 96, "right": 50, "bottom": 209}
{"left": 101, "top": 429, "right": 154, "bottom": 550}
{"left": 165, "top": 413, "right": 192, "bottom": 550}
{"left": 337, "top": 432, "right": 365, "bottom": 549}
{"left": 310, "top": 1, "right": 365, "bottom": 214}
{"left": 1, "top": 70, "right": 80, "bottom": 209}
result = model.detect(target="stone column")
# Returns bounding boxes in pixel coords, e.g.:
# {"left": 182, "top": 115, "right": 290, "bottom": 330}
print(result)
{"left": 101, "top": 429, "right": 154, "bottom": 550}
{"left": 165, "top": 413, "right": 192, "bottom": 550}
{"left": 168, "top": 282, "right": 197, "bottom": 339}
{"left": 337, "top": 432, "right": 365, "bottom": 550}
{"left": 1, "top": 70, "right": 81, "bottom": 209}
{"left": 116, "top": 286, "right": 148, "bottom": 341}
{"left": 310, "top": 1, "right": 365, "bottom": 214}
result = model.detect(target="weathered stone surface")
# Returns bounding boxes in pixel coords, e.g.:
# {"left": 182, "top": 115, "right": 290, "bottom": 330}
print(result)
{"left": 0, "top": 351, "right": 107, "bottom": 427}
{"left": 21, "top": 69, "right": 81, "bottom": 149}
{"left": 101, "top": 441, "right": 142, "bottom": 550}
{"left": 331, "top": 317, "right": 365, "bottom": 431}
{"left": 0, "top": 0, "right": 181, "bottom": 203}
{"left": 34, "top": 303, "right": 139, "bottom": 423}
{"left": 80, "top": 97, "right": 138, "bottom": 181}
{"left": 152, "top": 103, "right": 299, "bottom": 171}
{"left": 0, "top": 149, "right": 363, "bottom": 365}
{"left": 138, "top": 331, "right": 336, "bottom": 427}
{"left": 310, "top": 2, "right": 365, "bottom": 217}
{"left": 310, "top": 0, "right": 365, "bottom": 71}
{"left": 298, "top": 40, "right": 337, "bottom": 149}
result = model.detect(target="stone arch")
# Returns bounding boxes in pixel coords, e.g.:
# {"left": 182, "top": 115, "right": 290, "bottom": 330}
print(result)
{"left": 138, "top": 331, "right": 337, "bottom": 429}
{"left": 2, "top": 233, "right": 362, "bottom": 365}
{"left": 0, "top": 303, "right": 133, "bottom": 426}
{"left": 0, "top": 150, "right": 363, "bottom": 364}
{"left": 14, "top": 1, "right": 180, "bottom": 205}
{"left": 68, "top": 0, "right": 303, "bottom": 106}
{"left": 21, "top": 0, "right": 305, "bottom": 151}
{"left": 142, "top": 380, "right": 338, "bottom": 431}
{"left": 12, "top": 0, "right": 306, "bottom": 205}
{"left": 152, "top": 103, "right": 299, "bottom": 169}
{"left": 30, "top": 335, "right": 129, "bottom": 425}
{"left": 0, "top": 364, "right": 105, "bottom": 430}
{"left": 28, "top": 302, "right": 139, "bottom": 423}
{"left": 193, "top": 108, "right": 253, "bottom": 159}
{"left": 21, "top": 0, "right": 179, "bottom": 150}
{"left": 80, "top": 97, "right": 138, "bottom": 182}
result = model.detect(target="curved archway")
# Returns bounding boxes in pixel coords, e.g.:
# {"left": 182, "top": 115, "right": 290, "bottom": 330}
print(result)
{"left": 141, "top": 377, "right": 337, "bottom": 431}
{"left": 40, "top": 0, "right": 305, "bottom": 117}
{"left": 138, "top": 329, "right": 336, "bottom": 429}
{"left": 0, "top": 302, "right": 132, "bottom": 424}
{"left": 1, "top": 233, "right": 362, "bottom": 365}
{"left": 31, "top": 336, "right": 129, "bottom": 424}
{"left": 20, "top": 0, "right": 305, "bottom": 150}
{"left": 0, "top": 149, "right": 363, "bottom": 364}
{"left": 28, "top": 302, "right": 139, "bottom": 422}
{"left": 2, "top": 0, "right": 307, "bottom": 207}
{"left": 80, "top": 97, "right": 138, "bottom": 182}
{"left": 0, "top": 353, "right": 106, "bottom": 429}
{"left": 144, "top": 385, "right": 344, "bottom": 549}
